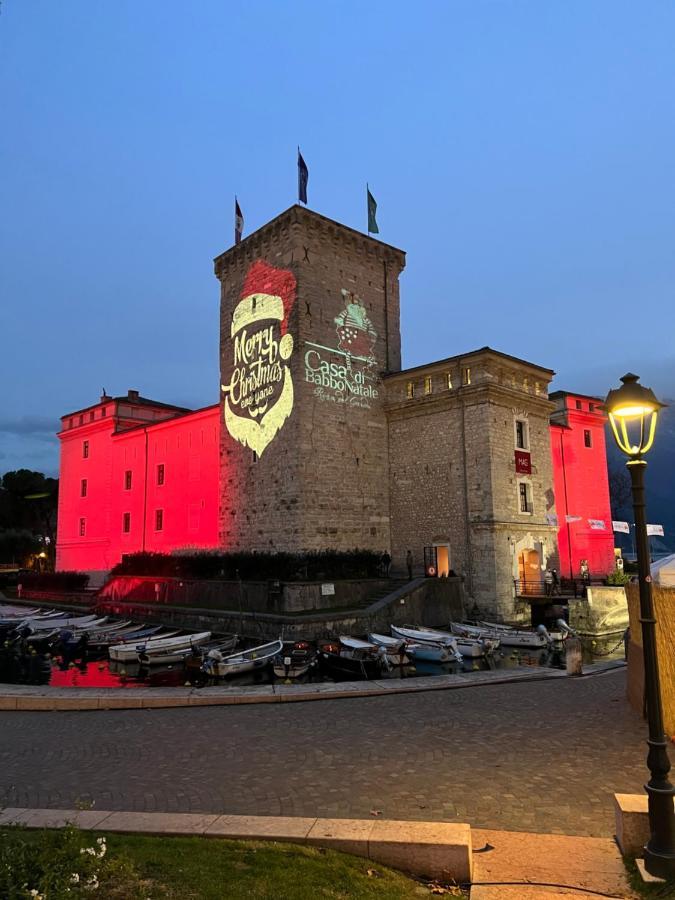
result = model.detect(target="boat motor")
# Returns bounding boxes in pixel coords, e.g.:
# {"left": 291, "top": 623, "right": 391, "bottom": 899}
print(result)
{"left": 448, "top": 637, "right": 464, "bottom": 664}
{"left": 556, "top": 619, "right": 576, "bottom": 638}
{"left": 536, "top": 624, "right": 554, "bottom": 646}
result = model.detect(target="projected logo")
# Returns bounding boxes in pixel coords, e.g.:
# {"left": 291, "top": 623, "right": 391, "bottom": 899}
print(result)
{"left": 221, "top": 260, "right": 296, "bottom": 457}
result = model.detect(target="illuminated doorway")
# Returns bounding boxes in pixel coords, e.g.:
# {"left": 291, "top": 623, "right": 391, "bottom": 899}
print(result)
{"left": 518, "top": 548, "right": 541, "bottom": 594}
{"left": 434, "top": 543, "right": 450, "bottom": 577}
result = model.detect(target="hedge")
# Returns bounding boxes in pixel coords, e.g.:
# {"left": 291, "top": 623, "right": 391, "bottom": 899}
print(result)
{"left": 110, "top": 550, "right": 383, "bottom": 582}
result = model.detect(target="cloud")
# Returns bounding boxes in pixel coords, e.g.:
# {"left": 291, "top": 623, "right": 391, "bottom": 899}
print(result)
{"left": 0, "top": 417, "right": 58, "bottom": 443}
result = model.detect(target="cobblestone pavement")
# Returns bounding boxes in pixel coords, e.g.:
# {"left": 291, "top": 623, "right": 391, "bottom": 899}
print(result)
{"left": 0, "top": 670, "right": 660, "bottom": 837}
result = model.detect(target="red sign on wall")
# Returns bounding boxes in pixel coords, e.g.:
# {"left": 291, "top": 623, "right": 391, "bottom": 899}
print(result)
{"left": 515, "top": 450, "right": 532, "bottom": 474}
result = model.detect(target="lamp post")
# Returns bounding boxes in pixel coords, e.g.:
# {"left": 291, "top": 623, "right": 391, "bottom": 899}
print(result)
{"left": 605, "top": 373, "right": 675, "bottom": 879}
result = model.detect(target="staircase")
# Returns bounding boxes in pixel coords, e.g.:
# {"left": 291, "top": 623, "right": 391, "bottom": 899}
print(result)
{"left": 354, "top": 578, "right": 409, "bottom": 610}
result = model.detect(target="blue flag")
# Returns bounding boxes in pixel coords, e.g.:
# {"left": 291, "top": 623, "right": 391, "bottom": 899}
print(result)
{"left": 298, "top": 148, "right": 308, "bottom": 204}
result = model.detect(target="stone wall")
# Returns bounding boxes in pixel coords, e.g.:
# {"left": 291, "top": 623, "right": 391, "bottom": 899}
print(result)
{"left": 98, "top": 575, "right": 393, "bottom": 615}
{"left": 386, "top": 350, "right": 558, "bottom": 619}
{"left": 215, "top": 206, "right": 405, "bottom": 555}
{"left": 98, "top": 577, "right": 465, "bottom": 643}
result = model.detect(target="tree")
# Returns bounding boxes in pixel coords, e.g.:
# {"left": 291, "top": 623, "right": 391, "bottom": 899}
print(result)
{"left": 0, "top": 470, "right": 59, "bottom": 566}
{"left": 608, "top": 464, "right": 632, "bottom": 518}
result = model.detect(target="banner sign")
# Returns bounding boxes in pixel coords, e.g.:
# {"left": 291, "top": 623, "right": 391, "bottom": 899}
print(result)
{"left": 612, "top": 521, "right": 630, "bottom": 534}
{"left": 514, "top": 450, "right": 532, "bottom": 474}
{"left": 565, "top": 515, "right": 582, "bottom": 523}
{"left": 545, "top": 513, "right": 559, "bottom": 526}
{"left": 588, "top": 519, "right": 606, "bottom": 530}
{"left": 647, "top": 524, "right": 664, "bottom": 536}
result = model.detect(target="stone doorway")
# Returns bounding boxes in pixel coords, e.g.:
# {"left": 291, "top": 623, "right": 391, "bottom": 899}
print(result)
{"left": 518, "top": 547, "right": 541, "bottom": 594}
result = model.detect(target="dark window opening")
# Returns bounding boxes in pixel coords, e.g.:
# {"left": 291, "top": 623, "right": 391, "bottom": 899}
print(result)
{"left": 157, "top": 464, "right": 165, "bottom": 486}
{"left": 124, "top": 470, "right": 132, "bottom": 490}
{"left": 82, "top": 441, "right": 89, "bottom": 459}
{"left": 79, "top": 518, "right": 86, "bottom": 537}
{"left": 123, "top": 512, "right": 131, "bottom": 533}
{"left": 584, "top": 429, "right": 592, "bottom": 448}
{"left": 80, "top": 479, "right": 87, "bottom": 498}
{"left": 155, "top": 509, "right": 163, "bottom": 531}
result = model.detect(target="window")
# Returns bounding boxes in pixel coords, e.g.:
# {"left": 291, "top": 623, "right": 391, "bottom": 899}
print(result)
{"left": 69, "top": 418, "right": 73, "bottom": 429}
{"left": 155, "top": 509, "right": 164, "bottom": 531}
{"left": 101, "top": 407, "right": 107, "bottom": 417}
{"left": 584, "top": 429, "right": 592, "bottom": 448}
{"left": 446, "top": 372, "right": 453, "bottom": 390}
{"left": 124, "top": 470, "right": 132, "bottom": 490}
{"left": 89, "top": 411, "right": 95, "bottom": 422}
{"left": 157, "top": 464, "right": 165, "bottom": 486}
{"left": 515, "top": 420, "right": 528, "bottom": 450}
{"left": 252, "top": 450, "right": 258, "bottom": 463}
{"left": 588, "top": 403, "right": 595, "bottom": 412}
{"left": 82, "top": 440, "right": 89, "bottom": 459}
{"left": 424, "top": 375, "right": 433, "bottom": 395}
{"left": 80, "top": 479, "right": 87, "bottom": 498}
{"left": 462, "top": 367, "right": 471, "bottom": 385}
{"left": 79, "top": 518, "right": 86, "bottom": 537}
{"left": 79, "top": 415, "right": 84, "bottom": 426}
{"left": 122, "top": 512, "right": 131, "bottom": 533}
{"left": 406, "top": 381, "right": 415, "bottom": 399}
{"left": 575, "top": 400, "right": 583, "bottom": 410}
{"left": 518, "top": 482, "right": 532, "bottom": 513}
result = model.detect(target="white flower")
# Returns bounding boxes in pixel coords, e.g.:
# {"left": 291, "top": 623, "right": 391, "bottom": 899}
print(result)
{"left": 70, "top": 873, "right": 80, "bottom": 883}
{"left": 96, "top": 837, "right": 105, "bottom": 845}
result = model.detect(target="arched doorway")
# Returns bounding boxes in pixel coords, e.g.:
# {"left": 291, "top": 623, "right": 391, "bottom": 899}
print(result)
{"left": 518, "top": 548, "right": 541, "bottom": 595}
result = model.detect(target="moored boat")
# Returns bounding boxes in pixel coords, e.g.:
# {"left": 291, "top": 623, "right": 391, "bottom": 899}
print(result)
{"left": 391, "top": 624, "right": 497, "bottom": 658}
{"left": 273, "top": 641, "right": 317, "bottom": 679}
{"left": 318, "top": 637, "right": 385, "bottom": 680}
{"left": 109, "top": 630, "right": 212, "bottom": 663}
{"left": 451, "top": 621, "right": 550, "bottom": 649}
{"left": 203, "top": 639, "right": 283, "bottom": 677}
{"left": 141, "top": 635, "right": 239, "bottom": 667}
{"left": 366, "top": 633, "right": 410, "bottom": 665}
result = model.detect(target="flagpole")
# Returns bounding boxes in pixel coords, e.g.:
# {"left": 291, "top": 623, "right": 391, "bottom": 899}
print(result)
{"left": 366, "top": 182, "right": 369, "bottom": 234}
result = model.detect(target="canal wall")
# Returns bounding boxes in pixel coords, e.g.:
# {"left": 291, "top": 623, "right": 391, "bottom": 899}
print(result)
{"left": 97, "top": 577, "right": 465, "bottom": 642}
{"left": 98, "top": 575, "right": 393, "bottom": 614}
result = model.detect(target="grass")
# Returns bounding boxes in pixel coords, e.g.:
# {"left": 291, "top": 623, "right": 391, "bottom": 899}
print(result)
{"left": 623, "top": 856, "right": 675, "bottom": 899}
{"left": 7, "top": 829, "right": 448, "bottom": 899}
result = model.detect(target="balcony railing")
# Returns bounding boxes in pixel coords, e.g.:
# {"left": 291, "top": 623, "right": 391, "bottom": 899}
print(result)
{"left": 513, "top": 576, "right": 608, "bottom": 598}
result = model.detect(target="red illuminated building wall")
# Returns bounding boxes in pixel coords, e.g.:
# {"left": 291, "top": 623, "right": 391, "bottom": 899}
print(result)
{"left": 56, "top": 391, "right": 219, "bottom": 580}
{"left": 549, "top": 392, "right": 615, "bottom": 578}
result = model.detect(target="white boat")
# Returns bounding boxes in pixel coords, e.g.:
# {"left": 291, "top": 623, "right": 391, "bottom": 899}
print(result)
{"left": 371, "top": 631, "right": 454, "bottom": 664}
{"left": 140, "top": 635, "right": 239, "bottom": 666}
{"left": 203, "top": 639, "right": 283, "bottom": 677}
{"left": 366, "top": 633, "right": 411, "bottom": 665}
{"left": 391, "top": 624, "right": 498, "bottom": 658}
{"left": 451, "top": 621, "right": 550, "bottom": 650}
{"left": 26, "top": 614, "right": 104, "bottom": 632}
{"left": 109, "top": 631, "right": 211, "bottom": 662}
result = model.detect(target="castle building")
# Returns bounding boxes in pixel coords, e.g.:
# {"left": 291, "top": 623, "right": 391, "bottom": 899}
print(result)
{"left": 56, "top": 205, "right": 615, "bottom": 617}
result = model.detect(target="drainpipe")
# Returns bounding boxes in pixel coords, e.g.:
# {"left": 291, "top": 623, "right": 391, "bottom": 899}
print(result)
{"left": 142, "top": 426, "right": 149, "bottom": 552}
{"left": 459, "top": 371, "right": 474, "bottom": 596}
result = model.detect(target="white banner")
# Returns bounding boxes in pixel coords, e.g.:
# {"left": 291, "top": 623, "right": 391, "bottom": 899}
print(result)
{"left": 565, "top": 515, "right": 582, "bottom": 523}
{"left": 612, "top": 521, "right": 630, "bottom": 534}
{"left": 647, "top": 524, "right": 664, "bottom": 536}
{"left": 588, "top": 519, "right": 606, "bottom": 530}
{"left": 546, "top": 514, "right": 559, "bottom": 526}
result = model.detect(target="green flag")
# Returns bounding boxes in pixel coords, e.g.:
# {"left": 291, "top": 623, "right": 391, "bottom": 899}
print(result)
{"left": 367, "top": 185, "right": 379, "bottom": 234}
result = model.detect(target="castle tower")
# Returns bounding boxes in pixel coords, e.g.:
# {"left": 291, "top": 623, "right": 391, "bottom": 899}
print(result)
{"left": 214, "top": 205, "right": 406, "bottom": 552}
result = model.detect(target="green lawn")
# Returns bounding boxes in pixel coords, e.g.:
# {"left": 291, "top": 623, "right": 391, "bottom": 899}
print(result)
{"left": 2, "top": 828, "right": 450, "bottom": 899}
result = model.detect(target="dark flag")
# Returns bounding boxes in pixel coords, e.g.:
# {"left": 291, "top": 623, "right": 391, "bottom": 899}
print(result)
{"left": 297, "top": 148, "right": 308, "bottom": 204}
{"left": 234, "top": 197, "right": 244, "bottom": 245}
{"left": 367, "top": 185, "right": 379, "bottom": 234}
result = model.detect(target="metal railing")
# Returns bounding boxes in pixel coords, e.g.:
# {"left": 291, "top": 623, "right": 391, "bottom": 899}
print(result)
{"left": 513, "top": 576, "right": 608, "bottom": 598}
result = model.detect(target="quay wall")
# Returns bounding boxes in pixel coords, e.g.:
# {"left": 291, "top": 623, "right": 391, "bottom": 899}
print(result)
{"left": 98, "top": 576, "right": 393, "bottom": 614}
{"left": 97, "top": 577, "right": 464, "bottom": 642}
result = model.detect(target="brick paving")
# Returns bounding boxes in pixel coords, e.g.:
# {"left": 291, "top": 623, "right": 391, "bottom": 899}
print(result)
{"left": 0, "top": 669, "right": 659, "bottom": 837}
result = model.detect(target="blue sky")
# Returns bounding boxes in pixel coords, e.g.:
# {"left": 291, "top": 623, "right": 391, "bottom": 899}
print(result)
{"left": 1, "top": 0, "right": 674, "bottom": 476}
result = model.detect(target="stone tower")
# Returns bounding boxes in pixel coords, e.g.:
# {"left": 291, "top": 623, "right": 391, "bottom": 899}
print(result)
{"left": 214, "top": 205, "right": 406, "bottom": 552}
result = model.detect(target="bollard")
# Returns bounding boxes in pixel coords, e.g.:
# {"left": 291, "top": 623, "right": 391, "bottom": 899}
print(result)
{"left": 565, "top": 637, "right": 583, "bottom": 676}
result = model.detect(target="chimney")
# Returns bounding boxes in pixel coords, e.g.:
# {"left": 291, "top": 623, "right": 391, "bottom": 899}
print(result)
{"left": 127, "top": 389, "right": 140, "bottom": 402}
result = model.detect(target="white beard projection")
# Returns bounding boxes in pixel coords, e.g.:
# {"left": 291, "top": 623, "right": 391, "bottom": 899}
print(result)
{"left": 221, "top": 261, "right": 296, "bottom": 457}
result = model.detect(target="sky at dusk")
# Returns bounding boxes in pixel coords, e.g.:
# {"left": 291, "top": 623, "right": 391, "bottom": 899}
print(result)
{"left": 1, "top": 0, "right": 675, "bottom": 476}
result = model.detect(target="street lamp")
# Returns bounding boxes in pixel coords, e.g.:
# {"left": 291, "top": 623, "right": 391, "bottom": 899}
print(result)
{"left": 605, "top": 373, "right": 674, "bottom": 879}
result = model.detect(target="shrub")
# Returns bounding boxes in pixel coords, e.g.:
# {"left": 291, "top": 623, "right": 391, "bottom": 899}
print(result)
{"left": 19, "top": 571, "right": 90, "bottom": 592}
{"left": 110, "top": 549, "right": 383, "bottom": 581}
{"left": 607, "top": 570, "right": 631, "bottom": 586}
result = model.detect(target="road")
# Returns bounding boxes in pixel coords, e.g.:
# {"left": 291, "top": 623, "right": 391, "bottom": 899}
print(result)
{"left": 0, "top": 669, "right": 657, "bottom": 837}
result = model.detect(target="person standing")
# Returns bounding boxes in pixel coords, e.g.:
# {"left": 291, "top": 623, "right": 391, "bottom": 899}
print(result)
{"left": 406, "top": 549, "right": 413, "bottom": 580}
{"left": 551, "top": 569, "right": 560, "bottom": 596}
{"left": 381, "top": 550, "right": 392, "bottom": 577}
{"left": 544, "top": 569, "right": 553, "bottom": 596}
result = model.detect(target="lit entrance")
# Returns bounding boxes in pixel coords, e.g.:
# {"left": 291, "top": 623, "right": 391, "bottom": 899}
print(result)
{"left": 518, "top": 548, "right": 541, "bottom": 594}
{"left": 434, "top": 544, "right": 450, "bottom": 577}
